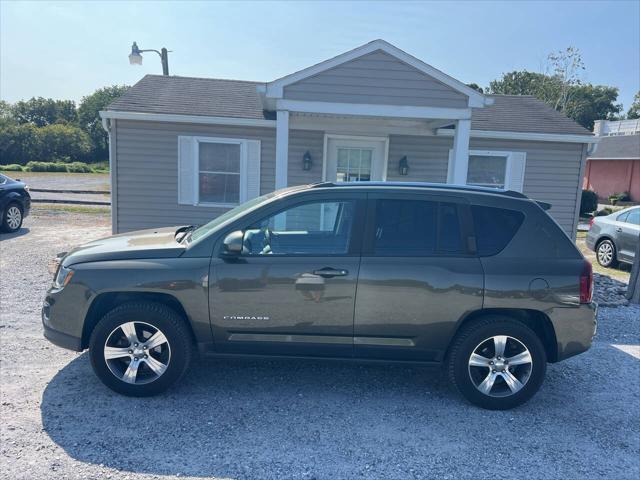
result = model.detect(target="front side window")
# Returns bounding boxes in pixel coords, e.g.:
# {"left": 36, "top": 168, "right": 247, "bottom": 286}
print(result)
{"left": 467, "top": 154, "right": 507, "bottom": 189}
{"left": 199, "top": 142, "right": 241, "bottom": 204}
{"left": 372, "top": 199, "right": 464, "bottom": 256}
{"left": 243, "top": 200, "right": 356, "bottom": 255}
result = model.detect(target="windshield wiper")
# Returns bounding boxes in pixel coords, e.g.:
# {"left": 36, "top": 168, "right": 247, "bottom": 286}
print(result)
{"left": 175, "top": 225, "right": 198, "bottom": 244}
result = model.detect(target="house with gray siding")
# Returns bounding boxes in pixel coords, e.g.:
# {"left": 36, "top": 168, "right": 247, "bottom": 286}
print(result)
{"left": 100, "top": 39, "right": 596, "bottom": 237}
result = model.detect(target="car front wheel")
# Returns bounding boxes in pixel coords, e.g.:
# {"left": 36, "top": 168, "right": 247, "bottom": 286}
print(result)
{"left": 2, "top": 203, "right": 23, "bottom": 232}
{"left": 596, "top": 239, "right": 618, "bottom": 268}
{"left": 89, "top": 301, "right": 193, "bottom": 396}
{"left": 448, "top": 316, "right": 546, "bottom": 410}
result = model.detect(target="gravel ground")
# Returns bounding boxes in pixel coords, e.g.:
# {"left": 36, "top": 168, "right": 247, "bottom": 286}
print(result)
{"left": 1, "top": 211, "right": 639, "bottom": 480}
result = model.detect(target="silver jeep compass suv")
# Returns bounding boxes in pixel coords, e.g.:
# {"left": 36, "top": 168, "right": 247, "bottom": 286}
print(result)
{"left": 43, "top": 182, "right": 597, "bottom": 410}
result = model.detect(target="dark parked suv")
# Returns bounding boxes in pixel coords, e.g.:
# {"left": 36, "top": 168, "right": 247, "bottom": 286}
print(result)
{"left": 43, "top": 182, "right": 596, "bottom": 410}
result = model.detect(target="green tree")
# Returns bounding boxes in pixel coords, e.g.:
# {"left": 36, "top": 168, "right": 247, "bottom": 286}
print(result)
{"left": 627, "top": 91, "right": 640, "bottom": 119}
{"left": 78, "top": 85, "right": 129, "bottom": 161}
{"left": 488, "top": 47, "right": 623, "bottom": 130}
{"left": 0, "top": 100, "right": 13, "bottom": 120}
{"left": 35, "top": 124, "right": 92, "bottom": 161}
{"left": 467, "top": 83, "right": 484, "bottom": 93}
{"left": 565, "top": 84, "right": 622, "bottom": 130}
{"left": 0, "top": 120, "right": 41, "bottom": 165}
{"left": 11, "top": 97, "right": 77, "bottom": 127}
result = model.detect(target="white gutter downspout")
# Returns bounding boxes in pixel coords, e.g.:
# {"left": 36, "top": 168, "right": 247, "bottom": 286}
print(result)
{"left": 100, "top": 115, "right": 117, "bottom": 233}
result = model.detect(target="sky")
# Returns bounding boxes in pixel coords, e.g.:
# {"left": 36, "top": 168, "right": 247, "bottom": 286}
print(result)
{"left": 1, "top": 0, "right": 639, "bottom": 111}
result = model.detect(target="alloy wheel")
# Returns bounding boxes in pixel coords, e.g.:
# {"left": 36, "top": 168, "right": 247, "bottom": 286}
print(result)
{"left": 597, "top": 242, "right": 613, "bottom": 266}
{"left": 468, "top": 335, "right": 533, "bottom": 397}
{"left": 104, "top": 321, "right": 171, "bottom": 384}
{"left": 6, "top": 206, "right": 22, "bottom": 230}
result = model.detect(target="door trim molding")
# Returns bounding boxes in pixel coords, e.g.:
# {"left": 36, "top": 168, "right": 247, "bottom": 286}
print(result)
{"left": 322, "top": 133, "right": 390, "bottom": 182}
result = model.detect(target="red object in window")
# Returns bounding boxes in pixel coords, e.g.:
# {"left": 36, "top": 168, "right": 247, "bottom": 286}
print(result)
{"left": 580, "top": 261, "right": 593, "bottom": 304}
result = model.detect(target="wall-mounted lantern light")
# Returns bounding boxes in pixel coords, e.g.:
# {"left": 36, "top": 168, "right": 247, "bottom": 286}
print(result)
{"left": 303, "top": 151, "right": 313, "bottom": 171}
{"left": 399, "top": 156, "right": 409, "bottom": 176}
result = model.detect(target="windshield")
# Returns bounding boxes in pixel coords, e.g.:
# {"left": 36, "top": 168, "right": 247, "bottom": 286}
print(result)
{"left": 189, "top": 191, "right": 280, "bottom": 243}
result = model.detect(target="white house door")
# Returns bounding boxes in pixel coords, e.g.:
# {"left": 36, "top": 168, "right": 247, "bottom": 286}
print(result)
{"left": 325, "top": 137, "right": 387, "bottom": 182}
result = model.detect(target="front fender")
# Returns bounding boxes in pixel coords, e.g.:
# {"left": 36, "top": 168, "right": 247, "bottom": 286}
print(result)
{"left": 44, "top": 257, "right": 212, "bottom": 349}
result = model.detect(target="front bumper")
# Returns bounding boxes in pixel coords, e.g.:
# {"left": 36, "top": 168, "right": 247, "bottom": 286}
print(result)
{"left": 42, "top": 285, "right": 89, "bottom": 352}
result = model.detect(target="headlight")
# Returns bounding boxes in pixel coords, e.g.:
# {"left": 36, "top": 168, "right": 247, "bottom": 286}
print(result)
{"left": 53, "top": 265, "right": 74, "bottom": 289}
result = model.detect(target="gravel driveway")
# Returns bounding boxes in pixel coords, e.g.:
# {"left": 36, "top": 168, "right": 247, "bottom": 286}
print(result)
{"left": 1, "top": 211, "right": 639, "bottom": 480}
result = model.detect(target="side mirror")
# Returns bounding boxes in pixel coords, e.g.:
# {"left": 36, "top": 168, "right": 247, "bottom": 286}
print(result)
{"left": 222, "top": 230, "right": 244, "bottom": 255}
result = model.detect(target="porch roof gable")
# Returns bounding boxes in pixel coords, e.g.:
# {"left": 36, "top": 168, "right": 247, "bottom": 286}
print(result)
{"left": 262, "top": 39, "right": 490, "bottom": 108}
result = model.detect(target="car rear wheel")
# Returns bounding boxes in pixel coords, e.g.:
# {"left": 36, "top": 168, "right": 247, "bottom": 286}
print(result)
{"left": 448, "top": 316, "right": 546, "bottom": 410}
{"left": 89, "top": 301, "right": 193, "bottom": 396}
{"left": 596, "top": 239, "right": 618, "bottom": 268}
{"left": 2, "top": 203, "right": 23, "bottom": 232}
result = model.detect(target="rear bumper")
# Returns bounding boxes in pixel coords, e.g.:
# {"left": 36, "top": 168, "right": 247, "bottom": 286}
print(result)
{"left": 551, "top": 302, "right": 598, "bottom": 362}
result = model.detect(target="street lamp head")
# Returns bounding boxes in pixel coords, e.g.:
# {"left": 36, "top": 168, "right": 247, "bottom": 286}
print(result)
{"left": 128, "top": 42, "right": 143, "bottom": 65}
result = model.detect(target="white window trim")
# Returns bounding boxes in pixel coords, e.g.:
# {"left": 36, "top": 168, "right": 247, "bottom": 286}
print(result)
{"left": 322, "top": 134, "right": 389, "bottom": 182}
{"left": 193, "top": 136, "right": 248, "bottom": 208}
{"left": 448, "top": 149, "right": 522, "bottom": 190}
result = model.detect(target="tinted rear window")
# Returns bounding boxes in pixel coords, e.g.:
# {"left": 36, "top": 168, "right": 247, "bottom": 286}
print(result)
{"left": 373, "top": 199, "right": 464, "bottom": 256}
{"left": 471, "top": 205, "right": 524, "bottom": 256}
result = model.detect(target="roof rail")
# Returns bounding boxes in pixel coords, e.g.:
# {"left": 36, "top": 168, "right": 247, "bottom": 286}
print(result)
{"left": 308, "top": 181, "right": 528, "bottom": 199}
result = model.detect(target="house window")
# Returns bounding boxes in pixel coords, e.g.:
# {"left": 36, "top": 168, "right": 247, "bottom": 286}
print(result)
{"left": 198, "top": 142, "right": 241, "bottom": 204}
{"left": 467, "top": 154, "right": 508, "bottom": 189}
{"left": 448, "top": 149, "right": 526, "bottom": 192}
{"left": 178, "top": 136, "right": 261, "bottom": 207}
{"left": 336, "top": 147, "right": 372, "bottom": 182}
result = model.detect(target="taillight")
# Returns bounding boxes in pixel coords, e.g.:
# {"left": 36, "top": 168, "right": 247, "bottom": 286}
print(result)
{"left": 588, "top": 217, "right": 594, "bottom": 228}
{"left": 580, "top": 260, "right": 593, "bottom": 303}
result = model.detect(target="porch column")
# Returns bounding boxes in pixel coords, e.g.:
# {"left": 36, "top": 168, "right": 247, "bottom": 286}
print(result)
{"left": 450, "top": 119, "right": 471, "bottom": 184}
{"left": 275, "top": 110, "right": 289, "bottom": 189}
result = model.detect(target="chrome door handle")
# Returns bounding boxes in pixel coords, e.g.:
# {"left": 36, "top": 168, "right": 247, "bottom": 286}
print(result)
{"left": 312, "top": 268, "right": 348, "bottom": 278}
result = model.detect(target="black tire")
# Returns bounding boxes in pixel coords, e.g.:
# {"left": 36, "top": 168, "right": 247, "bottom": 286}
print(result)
{"left": 89, "top": 301, "right": 193, "bottom": 396}
{"left": 1, "top": 202, "right": 23, "bottom": 233}
{"left": 596, "top": 239, "right": 618, "bottom": 268}
{"left": 448, "top": 316, "right": 547, "bottom": 410}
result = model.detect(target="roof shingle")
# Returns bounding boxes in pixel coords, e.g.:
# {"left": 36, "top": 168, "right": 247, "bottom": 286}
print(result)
{"left": 108, "top": 75, "right": 592, "bottom": 136}
{"left": 588, "top": 134, "right": 640, "bottom": 159}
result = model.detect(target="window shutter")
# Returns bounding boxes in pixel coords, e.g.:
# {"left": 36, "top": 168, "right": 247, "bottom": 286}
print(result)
{"left": 178, "top": 136, "right": 197, "bottom": 205}
{"left": 244, "top": 140, "right": 261, "bottom": 201}
{"left": 447, "top": 149, "right": 454, "bottom": 183}
{"left": 507, "top": 152, "right": 527, "bottom": 192}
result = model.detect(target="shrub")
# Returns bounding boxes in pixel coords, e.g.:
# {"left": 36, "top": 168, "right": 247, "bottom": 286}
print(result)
{"left": 608, "top": 191, "right": 631, "bottom": 205}
{"left": 0, "top": 164, "right": 24, "bottom": 171}
{"left": 580, "top": 189, "right": 598, "bottom": 215}
{"left": 23, "top": 160, "right": 99, "bottom": 173}
{"left": 66, "top": 161, "right": 92, "bottom": 173}
{"left": 25, "top": 161, "right": 68, "bottom": 172}
{"left": 595, "top": 207, "right": 613, "bottom": 217}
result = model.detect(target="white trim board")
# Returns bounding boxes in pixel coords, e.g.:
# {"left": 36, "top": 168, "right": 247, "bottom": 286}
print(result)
{"left": 100, "top": 110, "right": 276, "bottom": 128}
{"left": 277, "top": 99, "right": 472, "bottom": 120}
{"left": 436, "top": 128, "right": 598, "bottom": 144}
{"left": 265, "top": 39, "right": 490, "bottom": 108}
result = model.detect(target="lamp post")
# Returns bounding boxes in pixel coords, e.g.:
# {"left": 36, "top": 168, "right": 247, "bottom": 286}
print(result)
{"left": 129, "top": 42, "right": 170, "bottom": 75}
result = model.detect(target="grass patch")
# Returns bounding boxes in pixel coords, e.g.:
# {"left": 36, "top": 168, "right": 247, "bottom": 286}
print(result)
{"left": 32, "top": 204, "right": 111, "bottom": 215}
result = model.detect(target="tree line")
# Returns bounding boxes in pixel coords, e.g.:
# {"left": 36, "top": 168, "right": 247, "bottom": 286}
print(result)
{"left": 0, "top": 86, "right": 129, "bottom": 166}
{"left": 467, "top": 47, "right": 639, "bottom": 130}
{"left": 1, "top": 47, "right": 638, "bottom": 168}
